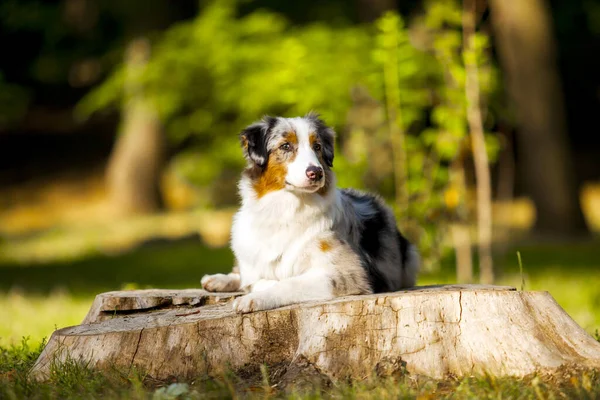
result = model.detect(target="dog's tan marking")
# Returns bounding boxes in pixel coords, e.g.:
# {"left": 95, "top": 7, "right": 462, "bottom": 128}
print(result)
{"left": 319, "top": 239, "right": 332, "bottom": 252}
{"left": 286, "top": 131, "right": 298, "bottom": 145}
{"left": 252, "top": 132, "right": 298, "bottom": 199}
{"left": 252, "top": 161, "right": 287, "bottom": 198}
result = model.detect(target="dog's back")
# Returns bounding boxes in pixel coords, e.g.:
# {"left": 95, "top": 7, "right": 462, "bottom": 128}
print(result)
{"left": 334, "top": 188, "right": 419, "bottom": 293}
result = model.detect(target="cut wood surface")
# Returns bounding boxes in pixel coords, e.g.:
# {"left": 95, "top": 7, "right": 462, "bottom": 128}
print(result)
{"left": 31, "top": 285, "right": 600, "bottom": 381}
{"left": 82, "top": 289, "right": 239, "bottom": 324}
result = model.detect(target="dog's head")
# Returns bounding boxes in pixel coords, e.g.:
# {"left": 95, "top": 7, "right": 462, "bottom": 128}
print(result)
{"left": 240, "top": 112, "right": 335, "bottom": 198}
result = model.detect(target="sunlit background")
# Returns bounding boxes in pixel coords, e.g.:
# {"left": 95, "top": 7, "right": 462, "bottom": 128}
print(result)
{"left": 1, "top": 0, "right": 599, "bottom": 346}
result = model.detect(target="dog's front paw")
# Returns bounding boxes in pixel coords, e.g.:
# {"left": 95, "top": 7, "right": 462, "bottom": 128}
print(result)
{"left": 201, "top": 273, "right": 240, "bottom": 292}
{"left": 232, "top": 293, "right": 273, "bottom": 313}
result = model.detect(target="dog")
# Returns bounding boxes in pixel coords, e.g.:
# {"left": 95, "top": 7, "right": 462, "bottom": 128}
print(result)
{"left": 201, "top": 113, "right": 419, "bottom": 313}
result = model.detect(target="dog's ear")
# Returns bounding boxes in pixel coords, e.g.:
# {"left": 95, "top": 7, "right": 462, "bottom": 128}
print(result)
{"left": 320, "top": 128, "right": 335, "bottom": 168}
{"left": 306, "top": 112, "right": 335, "bottom": 168}
{"left": 240, "top": 116, "right": 276, "bottom": 168}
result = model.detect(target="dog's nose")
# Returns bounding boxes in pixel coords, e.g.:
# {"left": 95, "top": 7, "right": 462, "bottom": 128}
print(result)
{"left": 306, "top": 165, "right": 323, "bottom": 181}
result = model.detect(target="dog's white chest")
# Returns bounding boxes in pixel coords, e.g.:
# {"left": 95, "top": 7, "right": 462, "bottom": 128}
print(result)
{"left": 231, "top": 194, "right": 334, "bottom": 284}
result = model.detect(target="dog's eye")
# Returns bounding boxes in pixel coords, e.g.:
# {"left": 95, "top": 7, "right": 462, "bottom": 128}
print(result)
{"left": 280, "top": 143, "right": 292, "bottom": 151}
{"left": 313, "top": 143, "right": 322, "bottom": 151}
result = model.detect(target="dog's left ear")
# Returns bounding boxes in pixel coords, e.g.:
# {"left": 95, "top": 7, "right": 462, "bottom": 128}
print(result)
{"left": 320, "top": 129, "right": 335, "bottom": 168}
{"left": 240, "top": 116, "right": 276, "bottom": 168}
{"left": 306, "top": 112, "right": 335, "bottom": 168}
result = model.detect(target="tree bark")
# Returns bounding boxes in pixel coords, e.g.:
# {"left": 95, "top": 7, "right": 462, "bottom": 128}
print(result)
{"left": 449, "top": 160, "right": 473, "bottom": 283}
{"left": 31, "top": 285, "right": 600, "bottom": 382}
{"left": 489, "top": 0, "right": 588, "bottom": 236}
{"left": 105, "top": 38, "right": 165, "bottom": 216}
{"left": 463, "top": 0, "right": 494, "bottom": 284}
{"left": 452, "top": 224, "right": 473, "bottom": 283}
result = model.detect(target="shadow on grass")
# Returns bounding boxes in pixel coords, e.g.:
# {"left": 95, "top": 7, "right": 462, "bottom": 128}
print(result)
{"left": 427, "top": 238, "right": 600, "bottom": 281}
{"left": 1, "top": 236, "right": 599, "bottom": 297}
{"left": 0, "top": 238, "right": 234, "bottom": 297}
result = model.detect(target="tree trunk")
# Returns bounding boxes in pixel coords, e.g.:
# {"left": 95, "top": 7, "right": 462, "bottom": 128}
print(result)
{"left": 463, "top": 0, "right": 494, "bottom": 284}
{"left": 449, "top": 160, "right": 473, "bottom": 283}
{"left": 452, "top": 224, "right": 473, "bottom": 283}
{"left": 31, "top": 285, "right": 600, "bottom": 382}
{"left": 489, "top": 0, "right": 588, "bottom": 236}
{"left": 106, "top": 38, "right": 165, "bottom": 216}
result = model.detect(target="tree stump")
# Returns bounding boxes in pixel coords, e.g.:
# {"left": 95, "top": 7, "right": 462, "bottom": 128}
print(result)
{"left": 30, "top": 285, "right": 600, "bottom": 381}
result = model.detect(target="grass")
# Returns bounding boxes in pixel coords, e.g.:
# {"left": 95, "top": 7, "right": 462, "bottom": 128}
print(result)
{"left": 1, "top": 337, "right": 600, "bottom": 399}
{"left": 0, "top": 239, "right": 234, "bottom": 346}
{"left": 1, "top": 238, "right": 600, "bottom": 398}
{"left": 0, "top": 292, "right": 90, "bottom": 349}
{"left": 0, "top": 239, "right": 234, "bottom": 297}
{"left": 517, "top": 250, "right": 525, "bottom": 291}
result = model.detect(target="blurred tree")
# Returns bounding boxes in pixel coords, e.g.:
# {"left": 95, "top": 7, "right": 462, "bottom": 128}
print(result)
{"left": 369, "top": 10, "right": 450, "bottom": 267}
{"left": 99, "top": 0, "right": 179, "bottom": 215}
{"left": 0, "top": 0, "right": 197, "bottom": 191}
{"left": 462, "top": 0, "right": 493, "bottom": 283}
{"left": 375, "top": 12, "right": 412, "bottom": 216}
{"left": 106, "top": 38, "right": 165, "bottom": 215}
{"left": 366, "top": 3, "right": 500, "bottom": 274}
{"left": 447, "top": 158, "right": 473, "bottom": 283}
{"left": 489, "top": 0, "right": 589, "bottom": 236}
{"left": 414, "top": 0, "right": 499, "bottom": 278}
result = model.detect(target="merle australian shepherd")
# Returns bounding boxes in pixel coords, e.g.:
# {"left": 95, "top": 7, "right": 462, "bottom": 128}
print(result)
{"left": 201, "top": 112, "right": 419, "bottom": 313}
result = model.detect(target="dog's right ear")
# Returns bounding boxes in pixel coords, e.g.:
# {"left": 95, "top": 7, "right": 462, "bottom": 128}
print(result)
{"left": 239, "top": 116, "right": 276, "bottom": 168}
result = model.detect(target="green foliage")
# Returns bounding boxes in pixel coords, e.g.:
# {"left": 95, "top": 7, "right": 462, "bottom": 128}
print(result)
{"left": 366, "top": 10, "right": 441, "bottom": 265}
{"left": 370, "top": 12, "right": 432, "bottom": 130}
{"left": 361, "top": 1, "right": 501, "bottom": 268}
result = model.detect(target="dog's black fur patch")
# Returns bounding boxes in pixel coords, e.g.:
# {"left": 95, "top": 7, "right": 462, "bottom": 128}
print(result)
{"left": 306, "top": 112, "right": 335, "bottom": 168}
{"left": 396, "top": 229, "right": 410, "bottom": 270}
{"left": 240, "top": 116, "right": 277, "bottom": 168}
{"left": 341, "top": 189, "right": 406, "bottom": 293}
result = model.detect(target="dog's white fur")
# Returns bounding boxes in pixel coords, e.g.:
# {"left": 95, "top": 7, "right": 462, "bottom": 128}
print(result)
{"left": 201, "top": 114, "right": 419, "bottom": 313}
